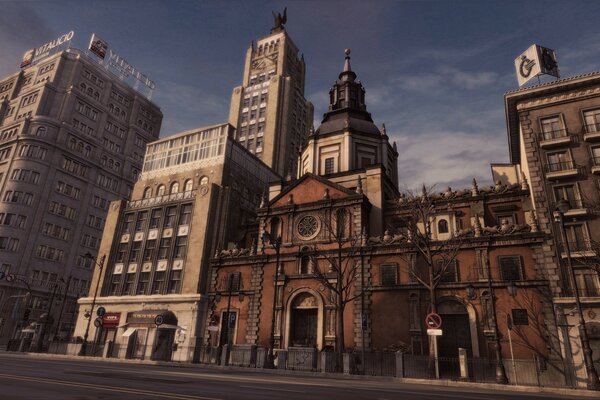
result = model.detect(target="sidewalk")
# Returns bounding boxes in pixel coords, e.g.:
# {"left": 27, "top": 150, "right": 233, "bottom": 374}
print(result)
{"left": 2, "top": 350, "right": 598, "bottom": 398}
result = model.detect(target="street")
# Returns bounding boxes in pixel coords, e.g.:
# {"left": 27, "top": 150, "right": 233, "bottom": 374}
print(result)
{"left": 0, "top": 353, "right": 587, "bottom": 400}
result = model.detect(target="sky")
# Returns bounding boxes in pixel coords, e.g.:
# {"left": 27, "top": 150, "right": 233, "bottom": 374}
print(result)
{"left": 2, "top": 1, "right": 600, "bottom": 190}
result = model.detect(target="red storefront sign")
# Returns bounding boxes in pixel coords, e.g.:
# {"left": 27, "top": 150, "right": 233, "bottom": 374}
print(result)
{"left": 102, "top": 313, "right": 120, "bottom": 327}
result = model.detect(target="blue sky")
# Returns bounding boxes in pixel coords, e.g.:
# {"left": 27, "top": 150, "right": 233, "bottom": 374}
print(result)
{"left": 2, "top": 1, "right": 600, "bottom": 190}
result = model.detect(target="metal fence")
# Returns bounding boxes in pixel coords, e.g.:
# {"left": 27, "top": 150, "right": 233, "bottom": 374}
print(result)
{"left": 8, "top": 341, "right": 585, "bottom": 390}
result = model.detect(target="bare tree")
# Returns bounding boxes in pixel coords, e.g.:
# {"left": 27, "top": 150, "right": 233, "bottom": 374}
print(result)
{"left": 394, "top": 185, "right": 464, "bottom": 358}
{"left": 310, "top": 208, "right": 363, "bottom": 366}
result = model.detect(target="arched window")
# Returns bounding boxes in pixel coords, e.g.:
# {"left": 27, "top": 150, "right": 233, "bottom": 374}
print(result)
{"left": 184, "top": 179, "right": 193, "bottom": 192}
{"left": 157, "top": 184, "right": 166, "bottom": 196}
{"left": 35, "top": 127, "right": 46, "bottom": 137}
{"left": 84, "top": 146, "right": 91, "bottom": 156}
{"left": 143, "top": 187, "right": 152, "bottom": 199}
{"left": 101, "top": 155, "right": 107, "bottom": 166}
{"left": 299, "top": 246, "right": 311, "bottom": 274}
{"left": 170, "top": 182, "right": 179, "bottom": 194}
{"left": 80, "top": 82, "right": 86, "bottom": 91}
{"left": 438, "top": 219, "right": 449, "bottom": 234}
{"left": 199, "top": 176, "right": 209, "bottom": 186}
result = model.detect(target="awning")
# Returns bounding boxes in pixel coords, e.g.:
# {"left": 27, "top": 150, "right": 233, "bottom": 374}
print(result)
{"left": 157, "top": 324, "right": 186, "bottom": 331}
{"left": 122, "top": 327, "right": 136, "bottom": 337}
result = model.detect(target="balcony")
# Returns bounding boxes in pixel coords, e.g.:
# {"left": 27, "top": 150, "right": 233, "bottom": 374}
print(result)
{"left": 558, "top": 240, "right": 596, "bottom": 258}
{"left": 545, "top": 161, "right": 583, "bottom": 180}
{"left": 539, "top": 129, "right": 571, "bottom": 148}
{"left": 583, "top": 124, "right": 600, "bottom": 142}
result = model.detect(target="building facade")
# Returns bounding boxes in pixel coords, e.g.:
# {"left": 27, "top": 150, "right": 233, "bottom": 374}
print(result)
{"left": 209, "top": 53, "right": 555, "bottom": 377}
{"left": 0, "top": 48, "right": 161, "bottom": 346}
{"left": 228, "top": 17, "right": 313, "bottom": 179}
{"left": 500, "top": 72, "right": 600, "bottom": 383}
{"left": 73, "top": 123, "right": 279, "bottom": 361}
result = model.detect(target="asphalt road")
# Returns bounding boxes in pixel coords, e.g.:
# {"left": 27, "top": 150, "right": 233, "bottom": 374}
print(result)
{"left": 0, "top": 353, "right": 587, "bottom": 400}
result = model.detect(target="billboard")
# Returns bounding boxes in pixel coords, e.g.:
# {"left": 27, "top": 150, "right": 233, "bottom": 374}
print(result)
{"left": 88, "top": 33, "right": 108, "bottom": 59}
{"left": 514, "top": 44, "right": 559, "bottom": 87}
{"left": 21, "top": 31, "right": 74, "bottom": 69}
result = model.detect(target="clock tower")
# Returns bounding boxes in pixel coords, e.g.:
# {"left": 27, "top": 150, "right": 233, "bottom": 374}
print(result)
{"left": 228, "top": 14, "right": 314, "bottom": 178}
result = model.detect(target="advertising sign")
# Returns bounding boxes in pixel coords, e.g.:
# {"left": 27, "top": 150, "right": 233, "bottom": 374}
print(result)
{"left": 102, "top": 313, "right": 121, "bottom": 327}
{"left": 21, "top": 30, "right": 74, "bottom": 68}
{"left": 88, "top": 33, "right": 108, "bottom": 59}
{"left": 514, "top": 44, "right": 559, "bottom": 87}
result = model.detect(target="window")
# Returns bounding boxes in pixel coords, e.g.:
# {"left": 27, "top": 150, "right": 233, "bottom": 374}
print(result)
{"left": 116, "top": 243, "right": 127, "bottom": 262}
{"left": 109, "top": 274, "right": 122, "bottom": 296}
{"left": 227, "top": 272, "right": 241, "bottom": 291}
{"left": 149, "top": 209, "right": 162, "bottom": 229}
{"left": 10, "top": 169, "right": 40, "bottom": 184}
{"left": 134, "top": 211, "right": 148, "bottom": 231}
{"left": 143, "top": 240, "right": 156, "bottom": 261}
{"left": 123, "top": 273, "right": 136, "bottom": 295}
{"left": 151, "top": 271, "right": 165, "bottom": 294}
{"left": 164, "top": 206, "right": 177, "bottom": 227}
{"left": 137, "top": 272, "right": 150, "bottom": 294}
{"left": 270, "top": 217, "right": 280, "bottom": 239}
{"left": 554, "top": 185, "right": 581, "bottom": 209}
{"left": 584, "top": 109, "right": 600, "bottom": 133}
{"left": 158, "top": 237, "right": 171, "bottom": 259}
{"left": 575, "top": 269, "right": 600, "bottom": 297}
{"left": 157, "top": 185, "right": 166, "bottom": 196}
{"left": 565, "top": 224, "right": 589, "bottom": 252}
{"left": 437, "top": 219, "right": 449, "bottom": 234}
{"left": 173, "top": 236, "right": 188, "bottom": 259}
{"left": 438, "top": 260, "right": 459, "bottom": 283}
{"left": 380, "top": 264, "right": 398, "bottom": 285}
{"left": 179, "top": 204, "right": 192, "bottom": 225}
{"left": 170, "top": 182, "right": 179, "bottom": 194}
{"left": 547, "top": 151, "right": 572, "bottom": 172}
{"left": 324, "top": 157, "right": 334, "bottom": 174}
{"left": 498, "top": 256, "right": 523, "bottom": 281}
{"left": 540, "top": 116, "right": 565, "bottom": 140}
{"left": 129, "top": 241, "right": 142, "bottom": 261}
{"left": 168, "top": 270, "right": 182, "bottom": 294}
{"left": 0, "top": 237, "right": 19, "bottom": 252}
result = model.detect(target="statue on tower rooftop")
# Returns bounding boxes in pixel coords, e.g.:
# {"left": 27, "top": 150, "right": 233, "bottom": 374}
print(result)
{"left": 271, "top": 7, "right": 287, "bottom": 32}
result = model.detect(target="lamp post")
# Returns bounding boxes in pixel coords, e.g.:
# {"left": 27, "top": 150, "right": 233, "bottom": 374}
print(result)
{"left": 486, "top": 252, "right": 509, "bottom": 384}
{"left": 262, "top": 232, "right": 281, "bottom": 369}
{"left": 553, "top": 199, "right": 600, "bottom": 390}
{"left": 78, "top": 252, "right": 105, "bottom": 356}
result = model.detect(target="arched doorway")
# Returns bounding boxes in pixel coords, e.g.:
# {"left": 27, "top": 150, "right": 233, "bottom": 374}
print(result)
{"left": 151, "top": 311, "right": 178, "bottom": 361}
{"left": 289, "top": 293, "right": 318, "bottom": 348}
{"left": 437, "top": 300, "right": 472, "bottom": 358}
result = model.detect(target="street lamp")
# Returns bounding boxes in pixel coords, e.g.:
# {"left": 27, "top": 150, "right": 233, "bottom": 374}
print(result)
{"left": 553, "top": 199, "right": 600, "bottom": 390}
{"left": 486, "top": 251, "right": 509, "bottom": 384}
{"left": 78, "top": 252, "right": 105, "bottom": 356}
{"left": 262, "top": 231, "right": 281, "bottom": 369}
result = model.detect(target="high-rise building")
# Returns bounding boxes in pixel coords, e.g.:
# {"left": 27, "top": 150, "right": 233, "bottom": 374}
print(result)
{"left": 228, "top": 16, "right": 313, "bottom": 179}
{"left": 72, "top": 123, "right": 278, "bottom": 360}
{"left": 0, "top": 47, "right": 162, "bottom": 346}
{"left": 500, "top": 71, "right": 600, "bottom": 385}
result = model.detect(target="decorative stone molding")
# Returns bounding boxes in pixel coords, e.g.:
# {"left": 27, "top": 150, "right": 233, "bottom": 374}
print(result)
{"left": 368, "top": 229, "right": 407, "bottom": 245}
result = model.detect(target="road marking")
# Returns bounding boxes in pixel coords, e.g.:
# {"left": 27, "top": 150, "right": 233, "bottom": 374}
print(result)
{"left": 238, "top": 385, "right": 305, "bottom": 393}
{"left": 0, "top": 372, "right": 222, "bottom": 400}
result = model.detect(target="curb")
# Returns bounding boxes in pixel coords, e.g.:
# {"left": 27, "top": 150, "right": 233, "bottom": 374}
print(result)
{"left": 1, "top": 351, "right": 597, "bottom": 398}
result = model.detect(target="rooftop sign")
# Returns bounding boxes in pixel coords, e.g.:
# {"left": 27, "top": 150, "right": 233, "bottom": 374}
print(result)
{"left": 21, "top": 30, "right": 75, "bottom": 68}
{"left": 514, "top": 44, "right": 559, "bottom": 87}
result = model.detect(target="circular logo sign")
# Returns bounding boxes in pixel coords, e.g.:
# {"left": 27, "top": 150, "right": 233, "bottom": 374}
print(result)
{"left": 154, "top": 315, "right": 164, "bottom": 326}
{"left": 96, "top": 307, "right": 106, "bottom": 317}
{"left": 425, "top": 313, "right": 442, "bottom": 329}
{"left": 5, "top": 273, "right": 15, "bottom": 282}
{"left": 93, "top": 317, "right": 103, "bottom": 328}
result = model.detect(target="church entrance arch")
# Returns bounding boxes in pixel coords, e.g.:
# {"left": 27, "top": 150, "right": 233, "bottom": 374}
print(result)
{"left": 437, "top": 299, "right": 472, "bottom": 358}
{"left": 285, "top": 290, "right": 323, "bottom": 349}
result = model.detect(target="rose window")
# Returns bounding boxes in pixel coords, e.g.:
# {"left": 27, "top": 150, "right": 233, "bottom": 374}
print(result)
{"left": 297, "top": 215, "right": 319, "bottom": 240}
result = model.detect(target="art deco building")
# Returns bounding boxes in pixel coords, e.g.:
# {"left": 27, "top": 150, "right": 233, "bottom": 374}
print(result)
{"left": 73, "top": 123, "right": 278, "bottom": 360}
{"left": 228, "top": 18, "right": 314, "bottom": 179}
{"left": 0, "top": 48, "right": 161, "bottom": 345}
{"left": 499, "top": 72, "right": 600, "bottom": 384}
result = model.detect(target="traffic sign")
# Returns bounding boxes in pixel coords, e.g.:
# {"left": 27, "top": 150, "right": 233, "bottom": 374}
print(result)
{"left": 93, "top": 317, "right": 103, "bottom": 328}
{"left": 154, "top": 314, "right": 164, "bottom": 326}
{"left": 96, "top": 306, "right": 106, "bottom": 317}
{"left": 425, "top": 313, "right": 442, "bottom": 329}
{"left": 427, "top": 328, "right": 443, "bottom": 336}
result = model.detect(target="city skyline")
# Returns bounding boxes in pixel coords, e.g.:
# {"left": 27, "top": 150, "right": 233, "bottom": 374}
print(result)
{"left": 2, "top": 1, "right": 600, "bottom": 188}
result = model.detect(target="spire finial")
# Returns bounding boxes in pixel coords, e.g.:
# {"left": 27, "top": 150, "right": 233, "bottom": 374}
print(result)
{"left": 343, "top": 48, "right": 351, "bottom": 72}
